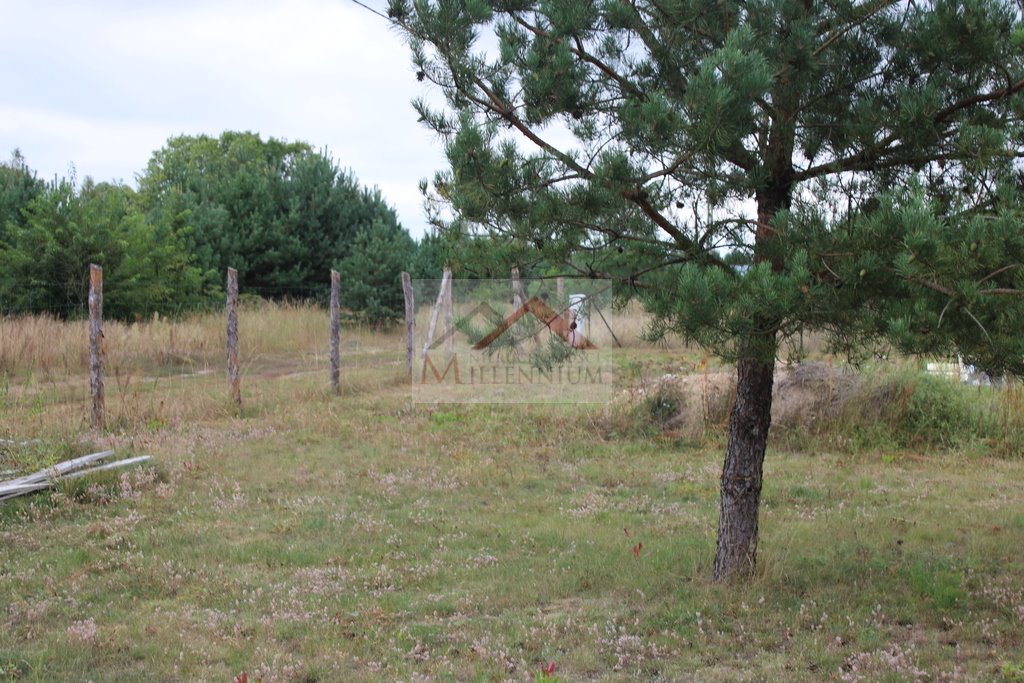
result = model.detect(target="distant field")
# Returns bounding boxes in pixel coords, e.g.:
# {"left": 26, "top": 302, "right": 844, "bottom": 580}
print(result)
{"left": 2, "top": 305, "right": 1023, "bottom": 682}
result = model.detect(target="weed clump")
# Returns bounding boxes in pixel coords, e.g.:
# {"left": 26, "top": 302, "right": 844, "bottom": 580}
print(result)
{"left": 644, "top": 382, "right": 685, "bottom": 429}
{"left": 606, "top": 361, "right": 1024, "bottom": 456}
{"left": 839, "top": 368, "right": 1023, "bottom": 454}
{"left": 600, "top": 370, "right": 733, "bottom": 441}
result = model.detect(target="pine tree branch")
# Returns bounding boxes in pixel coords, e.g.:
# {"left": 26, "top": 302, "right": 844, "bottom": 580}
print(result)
{"left": 647, "top": 0, "right": 719, "bottom": 44}
{"left": 640, "top": 151, "right": 698, "bottom": 181}
{"left": 795, "top": 69, "right": 888, "bottom": 115}
{"left": 906, "top": 276, "right": 956, "bottom": 298}
{"left": 630, "top": 256, "right": 693, "bottom": 280}
{"left": 464, "top": 74, "right": 733, "bottom": 272}
{"left": 620, "top": 186, "right": 732, "bottom": 272}
{"left": 811, "top": 0, "right": 902, "bottom": 59}
{"left": 539, "top": 173, "right": 585, "bottom": 188}
{"left": 559, "top": 256, "right": 697, "bottom": 288}
{"left": 963, "top": 306, "right": 993, "bottom": 342}
{"left": 466, "top": 77, "right": 590, "bottom": 177}
{"left": 796, "top": 78, "right": 1024, "bottom": 181}
{"left": 978, "top": 264, "right": 1019, "bottom": 285}
{"left": 903, "top": 273, "right": 1023, "bottom": 300}
{"left": 506, "top": 13, "right": 647, "bottom": 101}
{"left": 515, "top": 7, "right": 758, "bottom": 175}
{"left": 555, "top": 218, "right": 680, "bottom": 249}
{"left": 933, "top": 78, "right": 1024, "bottom": 126}
{"left": 627, "top": 4, "right": 691, "bottom": 96}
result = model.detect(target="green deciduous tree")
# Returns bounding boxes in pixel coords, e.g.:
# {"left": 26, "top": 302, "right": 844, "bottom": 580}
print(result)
{"left": 390, "top": 0, "right": 1024, "bottom": 579}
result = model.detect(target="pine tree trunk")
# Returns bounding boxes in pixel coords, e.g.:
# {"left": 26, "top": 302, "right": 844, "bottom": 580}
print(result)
{"left": 711, "top": 158, "right": 790, "bottom": 580}
{"left": 712, "top": 342, "right": 776, "bottom": 580}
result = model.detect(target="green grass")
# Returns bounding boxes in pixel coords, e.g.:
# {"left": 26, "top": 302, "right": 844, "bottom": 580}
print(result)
{"left": 1, "top": 312, "right": 1023, "bottom": 681}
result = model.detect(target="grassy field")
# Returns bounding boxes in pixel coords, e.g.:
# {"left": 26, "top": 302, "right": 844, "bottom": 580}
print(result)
{"left": 1, "top": 304, "right": 1023, "bottom": 682}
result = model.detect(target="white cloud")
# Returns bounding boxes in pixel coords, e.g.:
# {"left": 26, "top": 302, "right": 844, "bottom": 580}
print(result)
{"left": 0, "top": 0, "right": 445, "bottom": 238}
{"left": 0, "top": 105, "right": 174, "bottom": 184}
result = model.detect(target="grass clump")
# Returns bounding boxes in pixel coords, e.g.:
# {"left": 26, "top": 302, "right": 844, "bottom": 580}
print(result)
{"left": 642, "top": 381, "right": 686, "bottom": 429}
{"left": 838, "top": 367, "right": 1024, "bottom": 454}
{"left": 606, "top": 360, "right": 1024, "bottom": 457}
{"left": 0, "top": 439, "right": 83, "bottom": 477}
{"left": 906, "top": 558, "right": 966, "bottom": 611}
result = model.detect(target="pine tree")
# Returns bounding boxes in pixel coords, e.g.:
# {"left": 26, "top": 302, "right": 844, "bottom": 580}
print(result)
{"left": 338, "top": 219, "right": 418, "bottom": 326}
{"left": 138, "top": 132, "right": 416, "bottom": 311}
{"left": 390, "top": 0, "right": 1024, "bottom": 579}
{"left": 0, "top": 150, "right": 44, "bottom": 244}
{"left": 0, "top": 177, "right": 205, "bottom": 318}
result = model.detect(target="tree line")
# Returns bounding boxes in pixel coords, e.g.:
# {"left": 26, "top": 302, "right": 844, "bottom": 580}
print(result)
{"left": 0, "top": 132, "right": 446, "bottom": 324}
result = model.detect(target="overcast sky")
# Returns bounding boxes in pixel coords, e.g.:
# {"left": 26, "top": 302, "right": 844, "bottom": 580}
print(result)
{"left": 0, "top": 0, "right": 446, "bottom": 240}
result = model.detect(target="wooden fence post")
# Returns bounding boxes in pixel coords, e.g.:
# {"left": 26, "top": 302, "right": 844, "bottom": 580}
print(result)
{"left": 330, "top": 269, "right": 341, "bottom": 394}
{"left": 401, "top": 272, "right": 415, "bottom": 378}
{"left": 88, "top": 264, "right": 105, "bottom": 430}
{"left": 511, "top": 266, "right": 525, "bottom": 309}
{"left": 421, "top": 268, "right": 452, "bottom": 362}
{"left": 556, "top": 276, "right": 565, "bottom": 309}
{"left": 226, "top": 267, "right": 241, "bottom": 406}
{"left": 511, "top": 267, "right": 527, "bottom": 353}
{"left": 443, "top": 266, "right": 454, "bottom": 358}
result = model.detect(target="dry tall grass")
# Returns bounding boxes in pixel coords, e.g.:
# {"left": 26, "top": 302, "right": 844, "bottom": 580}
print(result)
{"left": 0, "top": 302, "right": 404, "bottom": 440}
{"left": 4, "top": 301, "right": 1020, "bottom": 456}
{"left": 0, "top": 302, "right": 392, "bottom": 381}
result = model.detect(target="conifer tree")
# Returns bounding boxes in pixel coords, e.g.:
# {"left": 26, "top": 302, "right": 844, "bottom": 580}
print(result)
{"left": 0, "top": 150, "right": 44, "bottom": 244}
{"left": 138, "top": 131, "right": 416, "bottom": 322}
{"left": 390, "top": 0, "right": 1024, "bottom": 579}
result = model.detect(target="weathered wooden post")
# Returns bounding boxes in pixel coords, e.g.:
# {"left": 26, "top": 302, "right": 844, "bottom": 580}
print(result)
{"left": 401, "top": 271, "right": 414, "bottom": 378}
{"left": 226, "top": 267, "right": 241, "bottom": 406}
{"left": 422, "top": 268, "right": 452, "bottom": 362}
{"left": 511, "top": 266, "right": 527, "bottom": 353}
{"left": 556, "top": 276, "right": 565, "bottom": 308}
{"left": 443, "top": 266, "right": 454, "bottom": 358}
{"left": 88, "top": 264, "right": 105, "bottom": 430}
{"left": 511, "top": 266, "right": 525, "bottom": 309}
{"left": 330, "top": 269, "right": 341, "bottom": 394}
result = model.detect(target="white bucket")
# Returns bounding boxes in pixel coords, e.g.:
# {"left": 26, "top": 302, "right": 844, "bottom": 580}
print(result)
{"left": 568, "top": 294, "right": 588, "bottom": 338}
